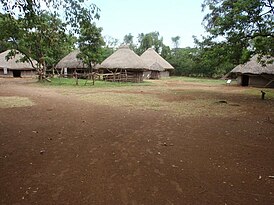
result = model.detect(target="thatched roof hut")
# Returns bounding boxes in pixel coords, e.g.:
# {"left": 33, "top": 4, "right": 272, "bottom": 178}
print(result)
{"left": 56, "top": 50, "right": 88, "bottom": 69}
{"left": 229, "top": 55, "right": 274, "bottom": 87}
{"left": 100, "top": 45, "right": 148, "bottom": 71}
{"left": 140, "top": 48, "right": 174, "bottom": 70}
{"left": 99, "top": 45, "right": 148, "bottom": 83}
{"left": 0, "top": 50, "right": 36, "bottom": 77}
{"left": 140, "top": 48, "right": 174, "bottom": 79}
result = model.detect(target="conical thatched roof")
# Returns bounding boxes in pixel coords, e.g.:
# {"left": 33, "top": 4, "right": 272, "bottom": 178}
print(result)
{"left": 100, "top": 45, "right": 148, "bottom": 70}
{"left": 140, "top": 48, "right": 174, "bottom": 71}
{"left": 0, "top": 50, "right": 36, "bottom": 70}
{"left": 230, "top": 55, "right": 274, "bottom": 75}
{"left": 56, "top": 50, "right": 88, "bottom": 69}
{"left": 150, "top": 62, "right": 165, "bottom": 71}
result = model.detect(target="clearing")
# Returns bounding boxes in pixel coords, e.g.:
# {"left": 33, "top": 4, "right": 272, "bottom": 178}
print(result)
{"left": 0, "top": 78, "right": 273, "bottom": 205}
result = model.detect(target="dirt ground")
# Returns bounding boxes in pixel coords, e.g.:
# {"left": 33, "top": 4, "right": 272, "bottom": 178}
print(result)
{"left": 0, "top": 78, "right": 273, "bottom": 205}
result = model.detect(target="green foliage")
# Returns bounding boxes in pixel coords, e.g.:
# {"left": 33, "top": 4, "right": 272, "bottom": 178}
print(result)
{"left": 169, "top": 47, "right": 197, "bottom": 76}
{"left": 136, "top": 32, "right": 164, "bottom": 55}
{"left": 171, "top": 36, "right": 180, "bottom": 49}
{"left": 123, "top": 33, "right": 136, "bottom": 50}
{"left": 0, "top": 12, "right": 76, "bottom": 70}
{"left": 77, "top": 21, "right": 105, "bottom": 71}
{"left": 0, "top": 0, "right": 100, "bottom": 33}
{"left": 0, "top": 0, "right": 100, "bottom": 80}
{"left": 202, "top": 0, "right": 274, "bottom": 60}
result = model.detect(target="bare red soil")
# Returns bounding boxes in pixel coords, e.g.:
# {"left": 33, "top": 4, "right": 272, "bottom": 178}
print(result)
{"left": 0, "top": 78, "right": 273, "bottom": 205}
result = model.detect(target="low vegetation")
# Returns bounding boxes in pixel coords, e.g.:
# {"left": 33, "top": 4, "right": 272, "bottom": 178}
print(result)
{"left": 0, "top": 96, "right": 34, "bottom": 108}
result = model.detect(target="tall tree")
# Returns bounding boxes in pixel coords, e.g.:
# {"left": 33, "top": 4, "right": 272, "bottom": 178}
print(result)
{"left": 78, "top": 22, "right": 105, "bottom": 72}
{"left": 123, "top": 33, "right": 136, "bottom": 50}
{"left": 136, "top": 31, "right": 164, "bottom": 55}
{"left": 202, "top": 0, "right": 274, "bottom": 60}
{"left": 171, "top": 36, "right": 180, "bottom": 49}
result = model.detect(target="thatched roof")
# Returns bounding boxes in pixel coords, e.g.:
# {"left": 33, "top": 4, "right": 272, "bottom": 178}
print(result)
{"left": 140, "top": 48, "right": 174, "bottom": 71}
{"left": 100, "top": 45, "right": 148, "bottom": 71}
{"left": 230, "top": 55, "right": 274, "bottom": 75}
{"left": 0, "top": 50, "right": 36, "bottom": 70}
{"left": 150, "top": 62, "right": 165, "bottom": 71}
{"left": 55, "top": 50, "right": 88, "bottom": 69}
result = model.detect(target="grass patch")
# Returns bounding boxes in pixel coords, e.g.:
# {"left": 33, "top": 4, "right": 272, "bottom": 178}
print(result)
{"left": 168, "top": 76, "right": 227, "bottom": 85}
{"left": 0, "top": 96, "right": 34, "bottom": 108}
{"left": 40, "top": 77, "right": 153, "bottom": 88}
{"left": 242, "top": 88, "right": 274, "bottom": 99}
{"left": 81, "top": 92, "right": 240, "bottom": 117}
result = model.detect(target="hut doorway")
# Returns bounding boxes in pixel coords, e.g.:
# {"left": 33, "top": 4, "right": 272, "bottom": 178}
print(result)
{"left": 241, "top": 75, "right": 249, "bottom": 86}
{"left": 13, "top": 70, "right": 21, "bottom": 78}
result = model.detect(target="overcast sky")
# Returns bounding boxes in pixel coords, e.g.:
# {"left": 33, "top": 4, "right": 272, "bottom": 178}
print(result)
{"left": 92, "top": 0, "right": 207, "bottom": 48}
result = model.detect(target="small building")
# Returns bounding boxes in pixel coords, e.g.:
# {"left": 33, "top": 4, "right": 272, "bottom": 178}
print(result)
{"left": 140, "top": 48, "right": 174, "bottom": 79}
{"left": 55, "top": 50, "right": 88, "bottom": 76}
{"left": 99, "top": 45, "right": 148, "bottom": 83}
{"left": 229, "top": 55, "right": 274, "bottom": 87}
{"left": 0, "top": 50, "right": 36, "bottom": 78}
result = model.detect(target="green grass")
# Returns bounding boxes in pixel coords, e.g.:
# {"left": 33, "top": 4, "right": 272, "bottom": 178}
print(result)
{"left": 168, "top": 76, "right": 229, "bottom": 85}
{"left": 0, "top": 96, "right": 34, "bottom": 108}
{"left": 242, "top": 88, "right": 274, "bottom": 99}
{"left": 40, "top": 77, "right": 153, "bottom": 88}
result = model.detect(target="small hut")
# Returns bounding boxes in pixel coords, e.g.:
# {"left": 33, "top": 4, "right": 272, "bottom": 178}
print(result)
{"left": 140, "top": 48, "right": 174, "bottom": 79}
{"left": 99, "top": 45, "right": 148, "bottom": 83}
{"left": 229, "top": 55, "right": 274, "bottom": 87}
{"left": 55, "top": 50, "right": 88, "bottom": 77}
{"left": 0, "top": 50, "right": 36, "bottom": 78}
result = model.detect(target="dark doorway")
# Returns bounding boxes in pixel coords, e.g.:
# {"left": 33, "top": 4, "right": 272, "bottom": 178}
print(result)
{"left": 241, "top": 75, "right": 249, "bottom": 86}
{"left": 13, "top": 70, "right": 21, "bottom": 77}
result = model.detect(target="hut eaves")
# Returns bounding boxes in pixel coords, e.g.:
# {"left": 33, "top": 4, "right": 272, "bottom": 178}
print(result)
{"left": 0, "top": 50, "right": 36, "bottom": 70}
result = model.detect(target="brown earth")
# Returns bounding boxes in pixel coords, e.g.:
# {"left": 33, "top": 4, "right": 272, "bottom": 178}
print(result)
{"left": 0, "top": 78, "right": 273, "bottom": 205}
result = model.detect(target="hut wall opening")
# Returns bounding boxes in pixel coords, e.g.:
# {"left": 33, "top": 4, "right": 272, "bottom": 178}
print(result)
{"left": 13, "top": 70, "right": 21, "bottom": 77}
{"left": 241, "top": 75, "right": 249, "bottom": 86}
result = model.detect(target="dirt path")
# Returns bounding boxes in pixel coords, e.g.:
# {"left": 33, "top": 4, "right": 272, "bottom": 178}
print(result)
{"left": 0, "top": 78, "right": 273, "bottom": 205}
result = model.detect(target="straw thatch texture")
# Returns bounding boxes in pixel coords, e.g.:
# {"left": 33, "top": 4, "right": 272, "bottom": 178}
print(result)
{"left": 230, "top": 55, "right": 274, "bottom": 75}
{"left": 149, "top": 62, "right": 165, "bottom": 71}
{"left": 0, "top": 50, "right": 36, "bottom": 70}
{"left": 100, "top": 45, "right": 148, "bottom": 70}
{"left": 140, "top": 48, "right": 174, "bottom": 71}
{"left": 55, "top": 50, "right": 88, "bottom": 69}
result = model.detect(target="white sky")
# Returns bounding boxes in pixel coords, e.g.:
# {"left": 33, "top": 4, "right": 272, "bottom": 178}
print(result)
{"left": 92, "top": 0, "right": 207, "bottom": 48}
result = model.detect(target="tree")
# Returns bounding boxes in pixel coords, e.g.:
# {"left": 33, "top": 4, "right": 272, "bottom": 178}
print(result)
{"left": 123, "top": 33, "right": 136, "bottom": 50}
{"left": 136, "top": 32, "right": 164, "bottom": 55}
{"left": 0, "top": 12, "right": 76, "bottom": 79}
{"left": 77, "top": 21, "right": 105, "bottom": 79}
{"left": 0, "top": 0, "right": 100, "bottom": 28}
{"left": 202, "top": 0, "right": 274, "bottom": 60}
{"left": 0, "top": 0, "right": 100, "bottom": 80}
{"left": 171, "top": 36, "right": 180, "bottom": 49}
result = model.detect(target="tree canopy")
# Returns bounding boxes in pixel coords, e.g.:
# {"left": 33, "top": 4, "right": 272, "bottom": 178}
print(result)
{"left": 78, "top": 21, "right": 105, "bottom": 71}
{"left": 202, "top": 0, "right": 274, "bottom": 59}
{"left": 0, "top": 0, "right": 101, "bottom": 80}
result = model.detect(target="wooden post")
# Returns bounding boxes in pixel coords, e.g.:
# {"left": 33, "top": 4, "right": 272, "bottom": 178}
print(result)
{"left": 75, "top": 73, "right": 78, "bottom": 85}
{"left": 261, "top": 90, "right": 266, "bottom": 100}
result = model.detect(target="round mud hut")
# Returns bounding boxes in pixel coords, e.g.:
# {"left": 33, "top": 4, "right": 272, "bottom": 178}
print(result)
{"left": 140, "top": 48, "right": 174, "bottom": 79}
{"left": 55, "top": 50, "right": 88, "bottom": 77}
{"left": 229, "top": 55, "right": 274, "bottom": 87}
{"left": 99, "top": 45, "right": 148, "bottom": 83}
{"left": 0, "top": 50, "right": 36, "bottom": 78}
